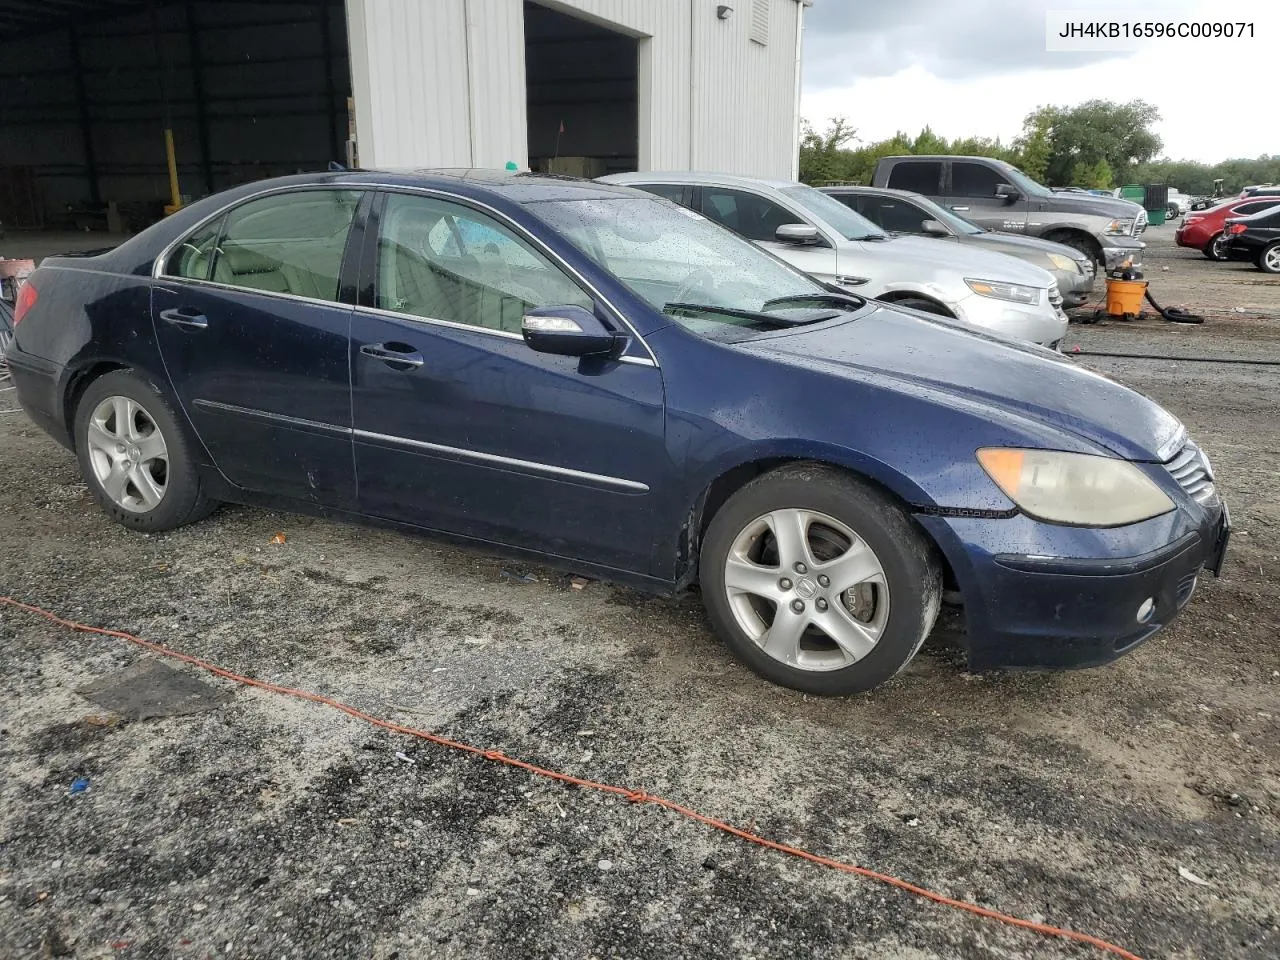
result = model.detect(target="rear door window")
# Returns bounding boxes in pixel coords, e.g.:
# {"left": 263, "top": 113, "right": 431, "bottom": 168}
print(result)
{"left": 194, "top": 190, "right": 362, "bottom": 302}
{"left": 885, "top": 161, "right": 942, "bottom": 195}
{"left": 635, "top": 183, "right": 690, "bottom": 206}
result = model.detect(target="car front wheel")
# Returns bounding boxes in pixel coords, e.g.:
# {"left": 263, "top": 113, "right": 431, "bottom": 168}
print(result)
{"left": 74, "top": 370, "right": 216, "bottom": 532}
{"left": 699, "top": 463, "right": 942, "bottom": 695}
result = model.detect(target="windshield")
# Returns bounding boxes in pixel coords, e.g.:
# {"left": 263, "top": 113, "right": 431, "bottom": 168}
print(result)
{"left": 530, "top": 197, "right": 855, "bottom": 340}
{"left": 992, "top": 161, "right": 1054, "bottom": 199}
{"left": 781, "top": 185, "right": 887, "bottom": 241}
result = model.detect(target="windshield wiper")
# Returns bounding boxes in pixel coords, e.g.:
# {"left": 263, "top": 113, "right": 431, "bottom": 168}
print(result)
{"left": 664, "top": 302, "right": 838, "bottom": 327}
{"left": 762, "top": 292, "right": 865, "bottom": 311}
{"left": 856, "top": 234, "right": 891, "bottom": 242}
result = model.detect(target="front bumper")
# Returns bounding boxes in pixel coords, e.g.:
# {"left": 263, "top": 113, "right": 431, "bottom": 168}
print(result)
{"left": 1054, "top": 265, "right": 1096, "bottom": 308}
{"left": 917, "top": 498, "right": 1229, "bottom": 671}
{"left": 951, "top": 291, "right": 1068, "bottom": 347}
{"left": 1101, "top": 238, "right": 1146, "bottom": 272}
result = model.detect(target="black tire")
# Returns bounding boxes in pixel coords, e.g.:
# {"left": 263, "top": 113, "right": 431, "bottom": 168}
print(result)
{"left": 1203, "top": 233, "right": 1227, "bottom": 261}
{"left": 889, "top": 296, "right": 951, "bottom": 317}
{"left": 1257, "top": 241, "right": 1280, "bottom": 275}
{"left": 73, "top": 369, "right": 216, "bottom": 532}
{"left": 699, "top": 463, "right": 943, "bottom": 695}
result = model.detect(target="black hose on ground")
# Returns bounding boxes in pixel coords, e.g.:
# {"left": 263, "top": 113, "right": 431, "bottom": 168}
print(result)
{"left": 1071, "top": 351, "right": 1280, "bottom": 366}
{"left": 1144, "top": 287, "right": 1204, "bottom": 324}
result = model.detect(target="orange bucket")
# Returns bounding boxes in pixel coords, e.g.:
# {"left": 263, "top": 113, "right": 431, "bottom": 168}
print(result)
{"left": 1105, "top": 278, "right": 1147, "bottom": 318}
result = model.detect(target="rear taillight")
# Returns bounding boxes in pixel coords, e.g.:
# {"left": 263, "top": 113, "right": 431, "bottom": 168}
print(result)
{"left": 1228, "top": 223, "right": 1248, "bottom": 235}
{"left": 12, "top": 280, "right": 37, "bottom": 325}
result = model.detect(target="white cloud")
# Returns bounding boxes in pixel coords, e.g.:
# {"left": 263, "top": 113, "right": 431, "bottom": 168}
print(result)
{"left": 800, "top": 0, "right": 1279, "bottom": 163}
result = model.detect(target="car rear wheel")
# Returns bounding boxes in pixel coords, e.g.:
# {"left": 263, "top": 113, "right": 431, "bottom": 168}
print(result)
{"left": 74, "top": 370, "right": 216, "bottom": 532}
{"left": 1258, "top": 241, "right": 1280, "bottom": 274}
{"left": 1204, "top": 233, "right": 1228, "bottom": 260}
{"left": 699, "top": 463, "right": 942, "bottom": 695}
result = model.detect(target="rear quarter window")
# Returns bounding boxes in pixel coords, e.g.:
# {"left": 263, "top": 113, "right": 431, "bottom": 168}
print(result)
{"left": 886, "top": 161, "right": 942, "bottom": 195}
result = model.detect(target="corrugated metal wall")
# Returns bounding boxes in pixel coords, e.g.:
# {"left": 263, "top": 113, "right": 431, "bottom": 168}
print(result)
{"left": 347, "top": 0, "right": 804, "bottom": 180}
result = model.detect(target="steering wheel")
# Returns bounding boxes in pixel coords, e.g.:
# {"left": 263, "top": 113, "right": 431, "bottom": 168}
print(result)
{"left": 671, "top": 268, "right": 719, "bottom": 307}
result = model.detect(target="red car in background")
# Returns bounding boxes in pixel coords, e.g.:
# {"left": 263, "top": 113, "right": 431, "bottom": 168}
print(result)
{"left": 1177, "top": 196, "right": 1280, "bottom": 259}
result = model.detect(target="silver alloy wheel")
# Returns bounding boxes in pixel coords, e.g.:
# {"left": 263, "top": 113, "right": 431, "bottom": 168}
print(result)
{"left": 85, "top": 395, "right": 169, "bottom": 513}
{"left": 723, "top": 508, "right": 890, "bottom": 672}
{"left": 1210, "top": 234, "right": 1228, "bottom": 260}
{"left": 1264, "top": 245, "right": 1280, "bottom": 272}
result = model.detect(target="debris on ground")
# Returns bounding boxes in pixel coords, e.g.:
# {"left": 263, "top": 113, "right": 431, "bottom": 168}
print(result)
{"left": 570, "top": 576, "right": 590, "bottom": 591}
{"left": 68, "top": 777, "right": 90, "bottom": 796}
{"left": 1178, "top": 866, "right": 1213, "bottom": 887}
{"left": 270, "top": 532, "right": 287, "bottom": 545}
{"left": 76, "top": 659, "right": 231, "bottom": 719}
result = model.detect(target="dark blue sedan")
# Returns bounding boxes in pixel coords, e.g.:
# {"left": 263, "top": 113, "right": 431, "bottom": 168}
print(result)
{"left": 6, "top": 171, "right": 1229, "bottom": 694}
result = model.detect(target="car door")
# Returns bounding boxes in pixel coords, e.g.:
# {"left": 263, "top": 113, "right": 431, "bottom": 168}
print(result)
{"left": 349, "top": 189, "right": 667, "bottom": 574}
{"left": 151, "top": 187, "right": 363, "bottom": 505}
{"left": 946, "top": 160, "right": 1029, "bottom": 233}
{"left": 698, "top": 186, "right": 839, "bottom": 280}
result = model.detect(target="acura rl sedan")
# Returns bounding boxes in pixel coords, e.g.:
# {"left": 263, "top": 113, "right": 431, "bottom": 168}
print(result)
{"left": 6, "top": 171, "right": 1229, "bottom": 695}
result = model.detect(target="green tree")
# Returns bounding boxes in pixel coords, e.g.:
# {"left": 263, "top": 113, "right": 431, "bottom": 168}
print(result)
{"left": 798, "top": 117, "right": 858, "bottom": 185}
{"left": 1070, "top": 158, "right": 1114, "bottom": 189}
{"left": 1018, "top": 99, "right": 1161, "bottom": 185}
{"left": 1013, "top": 109, "right": 1055, "bottom": 182}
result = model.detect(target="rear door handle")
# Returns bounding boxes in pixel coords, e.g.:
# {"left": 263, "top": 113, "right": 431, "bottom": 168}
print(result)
{"left": 159, "top": 307, "right": 208, "bottom": 330}
{"left": 360, "top": 341, "right": 425, "bottom": 369}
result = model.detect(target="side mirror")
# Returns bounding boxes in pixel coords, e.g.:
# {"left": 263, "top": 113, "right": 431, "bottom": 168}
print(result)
{"left": 521, "top": 305, "right": 621, "bottom": 358}
{"left": 921, "top": 219, "right": 949, "bottom": 236}
{"left": 995, "top": 183, "right": 1020, "bottom": 203}
{"left": 774, "top": 223, "right": 822, "bottom": 245}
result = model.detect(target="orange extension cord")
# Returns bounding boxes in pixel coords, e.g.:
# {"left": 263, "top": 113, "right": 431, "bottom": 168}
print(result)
{"left": 2, "top": 595, "right": 1143, "bottom": 960}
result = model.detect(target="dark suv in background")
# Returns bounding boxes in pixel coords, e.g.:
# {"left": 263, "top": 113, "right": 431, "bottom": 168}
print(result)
{"left": 871, "top": 155, "right": 1147, "bottom": 271}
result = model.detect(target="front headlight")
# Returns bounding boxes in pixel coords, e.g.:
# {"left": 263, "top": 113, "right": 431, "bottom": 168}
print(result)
{"left": 1047, "top": 253, "right": 1079, "bottom": 273}
{"left": 965, "top": 279, "right": 1042, "bottom": 305}
{"left": 1104, "top": 218, "right": 1135, "bottom": 236}
{"left": 976, "top": 448, "right": 1175, "bottom": 526}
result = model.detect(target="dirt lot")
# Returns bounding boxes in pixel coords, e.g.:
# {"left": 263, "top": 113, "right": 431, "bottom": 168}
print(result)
{"left": 1, "top": 225, "right": 1278, "bottom": 960}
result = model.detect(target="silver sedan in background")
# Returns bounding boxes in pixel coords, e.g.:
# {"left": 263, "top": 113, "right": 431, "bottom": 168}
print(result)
{"left": 822, "top": 185, "right": 1098, "bottom": 308}
{"left": 600, "top": 171, "right": 1069, "bottom": 348}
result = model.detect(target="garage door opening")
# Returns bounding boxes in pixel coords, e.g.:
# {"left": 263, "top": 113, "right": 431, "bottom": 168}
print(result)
{"left": 524, "top": 1, "right": 637, "bottom": 178}
{"left": 0, "top": 0, "right": 351, "bottom": 238}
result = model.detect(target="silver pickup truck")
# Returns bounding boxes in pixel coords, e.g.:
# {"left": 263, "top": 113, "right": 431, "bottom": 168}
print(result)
{"left": 871, "top": 155, "right": 1147, "bottom": 271}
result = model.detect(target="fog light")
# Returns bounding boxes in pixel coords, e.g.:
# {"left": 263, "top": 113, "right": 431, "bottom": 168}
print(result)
{"left": 1136, "top": 597, "right": 1155, "bottom": 623}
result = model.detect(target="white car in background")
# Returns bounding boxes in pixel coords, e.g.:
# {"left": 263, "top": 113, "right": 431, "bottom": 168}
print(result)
{"left": 599, "top": 172, "right": 1069, "bottom": 348}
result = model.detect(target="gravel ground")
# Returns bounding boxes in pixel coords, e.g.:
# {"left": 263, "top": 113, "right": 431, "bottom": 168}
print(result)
{"left": 1, "top": 226, "right": 1278, "bottom": 960}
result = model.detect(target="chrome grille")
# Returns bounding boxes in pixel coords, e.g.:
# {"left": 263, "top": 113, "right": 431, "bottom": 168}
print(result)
{"left": 1133, "top": 209, "right": 1148, "bottom": 236}
{"left": 1165, "top": 442, "right": 1216, "bottom": 505}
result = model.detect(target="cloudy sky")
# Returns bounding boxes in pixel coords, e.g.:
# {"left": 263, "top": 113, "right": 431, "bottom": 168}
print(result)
{"left": 799, "top": 0, "right": 1279, "bottom": 164}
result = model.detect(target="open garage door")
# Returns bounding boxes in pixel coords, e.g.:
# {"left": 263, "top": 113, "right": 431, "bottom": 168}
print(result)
{"left": 524, "top": 1, "right": 638, "bottom": 178}
{"left": 0, "top": 0, "right": 350, "bottom": 235}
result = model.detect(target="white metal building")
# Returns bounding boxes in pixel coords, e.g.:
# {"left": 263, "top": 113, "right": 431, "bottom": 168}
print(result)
{"left": 0, "top": 0, "right": 808, "bottom": 231}
{"left": 346, "top": 0, "right": 810, "bottom": 180}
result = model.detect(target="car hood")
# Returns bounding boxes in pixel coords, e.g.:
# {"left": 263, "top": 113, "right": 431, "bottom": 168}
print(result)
{"left": 965, "top": 231, "right": 1087, "bottom": 264}
{"left": 847, "top": 234, "right": 1055, "bottom": 286}
{"left": 1042, "top": 192, "right": 1144, "bottom": 218}
{"left": 738, "top": 304, "right": 1182, "bottom": 461}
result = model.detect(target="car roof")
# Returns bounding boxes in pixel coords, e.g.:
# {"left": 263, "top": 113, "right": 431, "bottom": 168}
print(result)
{"left": 819, "top": 185, "right": 926, "bottom": 200}
{"left": 600, "top": 170, "right": 800, "bottom": 190}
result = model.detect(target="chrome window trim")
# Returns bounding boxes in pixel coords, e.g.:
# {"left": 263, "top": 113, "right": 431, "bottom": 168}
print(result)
{"left": 151, "top": 274, "right": 353, "bottom": 311}
{"left": 352, "top": 428, "right": 650, "bottom": 493}
{"left": 151, "top": 180, "right": 660, "bottom": 367}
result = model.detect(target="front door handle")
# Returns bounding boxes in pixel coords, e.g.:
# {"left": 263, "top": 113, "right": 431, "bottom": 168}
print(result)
{"left": 159, "top": 307, "right": 208, "bottom": 330}
{"left": 950, "top": 205, "right": 970, "bottom": 212}
{"left": 361, "top": 342, "right": 425, "bottom": 370}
